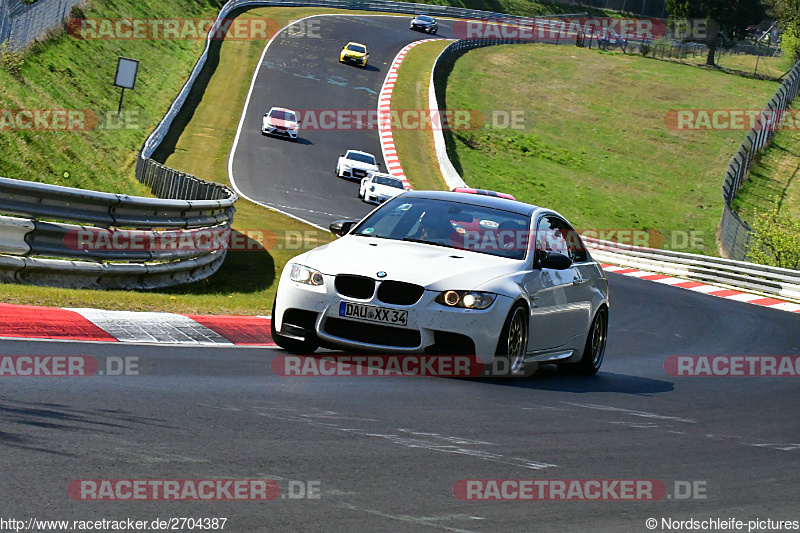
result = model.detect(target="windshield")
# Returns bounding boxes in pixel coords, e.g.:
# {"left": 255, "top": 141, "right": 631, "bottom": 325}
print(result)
{"left": 374, "top": 176, "right": 404, "bottom": 188}
{"left": 352, "top": 197, "right": 531, "bottom": 260}
{"left": 417, "top": 15, "right": 434, "bottom": 22}
{"left": 346, "top": 44, "right": 366, "bottom": 53}
{"left": 347, "top": 152, "right": 376, "bottom": 165}
{"left": 269, "top": 110, "right": 296, "bottom": 122}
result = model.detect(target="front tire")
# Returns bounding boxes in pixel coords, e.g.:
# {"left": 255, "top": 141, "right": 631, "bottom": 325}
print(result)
{"left": 493, "top": 302, "right": 530, "bottom": 377}
{"left": 562, "top": 307, "right": 607, "bottom": 375}
{"left": 270, "top": 297, "right": 319, "bottom": 354}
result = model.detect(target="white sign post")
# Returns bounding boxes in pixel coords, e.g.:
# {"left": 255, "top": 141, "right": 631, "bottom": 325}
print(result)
{"left": 114, "top": 57, "right": 139, "bottom": 117}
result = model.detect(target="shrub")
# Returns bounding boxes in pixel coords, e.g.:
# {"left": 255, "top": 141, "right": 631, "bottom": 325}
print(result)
{"left": 0, "top": 41, "right": 24, "bottom": 76}
{"left": 746, "top": 203, "right": 800, "bottom": 269}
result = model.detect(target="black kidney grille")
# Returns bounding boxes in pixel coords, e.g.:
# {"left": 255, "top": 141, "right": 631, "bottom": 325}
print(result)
{"left": 377, "top": 281, "right": 424, "bottom": 305}
{"left": 335, "top": 275, "right": 375, "bottom": 299}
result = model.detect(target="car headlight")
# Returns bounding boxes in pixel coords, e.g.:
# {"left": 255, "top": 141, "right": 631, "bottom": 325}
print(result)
{"left": 435, "top": 291, "right": 496, "bottom": 309}
{"left": 290, "top": 264, "right": 324, "bottom": 286}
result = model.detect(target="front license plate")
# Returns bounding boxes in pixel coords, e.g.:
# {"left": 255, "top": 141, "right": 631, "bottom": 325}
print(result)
{"left": 339, "top": 301, "right": 408, "bottom": 326}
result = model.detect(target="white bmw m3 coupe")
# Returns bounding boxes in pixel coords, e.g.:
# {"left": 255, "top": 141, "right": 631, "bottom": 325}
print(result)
{"left": 270, "top": 190, "right": 609, "bottom": 376}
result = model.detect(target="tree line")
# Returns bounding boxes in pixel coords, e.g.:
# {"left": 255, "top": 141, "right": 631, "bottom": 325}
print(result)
{"left": 666, "top": 0, "right": 800, "bottom": 64}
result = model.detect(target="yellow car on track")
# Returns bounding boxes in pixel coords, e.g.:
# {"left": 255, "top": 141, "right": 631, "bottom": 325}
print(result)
{"left": 340, "top": 42, "right": 369, "bottom": 67}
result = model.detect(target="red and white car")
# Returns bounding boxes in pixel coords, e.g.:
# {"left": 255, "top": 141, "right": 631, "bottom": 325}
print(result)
{"left": 262, "top": 107, "right": 300, "bottom": 140}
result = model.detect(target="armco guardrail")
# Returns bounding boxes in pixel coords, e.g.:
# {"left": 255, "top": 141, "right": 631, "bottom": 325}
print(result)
{"left": 584, "top": 237, "right": 800, "bottom": 303}
{"left": 719, "top": 59, "right": 800, "bottom": 261}
{"left": 0, "top": 176, "right": 235, "bottom": 289}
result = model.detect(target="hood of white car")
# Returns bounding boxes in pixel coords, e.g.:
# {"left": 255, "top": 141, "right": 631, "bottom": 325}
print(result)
{"left": 263, "top": 116, "right": 297, "bottom": 129}
{"left": 369, "top": 183, "right": 404, "bottom": 197}
{"left": 342, "top": 158, "right": 378, "bottom": 171}
{"left": 302, "top": 235, "right": 522, "bottom": 290}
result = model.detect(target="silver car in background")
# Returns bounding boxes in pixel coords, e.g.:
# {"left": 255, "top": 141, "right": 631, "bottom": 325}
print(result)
{"left": 410, "top": 15, "right": 438, "bottom": 34}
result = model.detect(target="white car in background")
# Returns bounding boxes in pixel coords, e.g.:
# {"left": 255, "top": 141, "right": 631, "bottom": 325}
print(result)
{"left": 262, "top": 107, "right": 300, "bottom": 140}
{"left": 359, "top": 172, "right": 406, "bottom": 204}
{"left": 336, "top": 150, "right": 380, "bottom": 180}
{"left": 270, "top": 190, "right": 609, "bottom": 377}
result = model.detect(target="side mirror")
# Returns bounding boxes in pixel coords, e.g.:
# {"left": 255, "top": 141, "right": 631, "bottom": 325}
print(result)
{"left": 539, "top": 251, "right": 572, "bottom": 270}
{"left": 329, "top": 220, "right": 356, "bottom": 237}
{"left": 340, "top": 154, "right": 345, "bottom": 157}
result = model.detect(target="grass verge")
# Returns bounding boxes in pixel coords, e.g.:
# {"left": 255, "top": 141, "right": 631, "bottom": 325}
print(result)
{"left": 439, "top": 44, "right": 779, "bottom": 255}
{"left": 0, "top": 0, "right": 224, "bottom": 193}
{"left": 636, "top": 46, "right": 794, "bottom": 82}
{"left": 389, "top": 39, "right": 452, "bottom": 191}
{"left": 732, "top": 110, "right": 800, "bottom": 224}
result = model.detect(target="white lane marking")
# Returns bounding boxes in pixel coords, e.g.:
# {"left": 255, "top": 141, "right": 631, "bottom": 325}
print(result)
{"left": 259, "top": 202, "right": 351, "bottom": 218}
{"left": 562, "top": 402, "right": 696, "bottom": 423}
{"left": 752, "top": 443, "right": 800, "bottom": 451}
{"left": 335, "top": 503, "right": 483, "bottom": 533}
{"left": 396, "top": 429, "right": 495, "bottom": 446}
{"left": 65, "top": 309, "right": 232, "bottom": 344}
{"left": 248, "top": 406, "right": 556, "bottom": 470}
{"left": 609, "top": 421, "right": 661, "bottom": 429}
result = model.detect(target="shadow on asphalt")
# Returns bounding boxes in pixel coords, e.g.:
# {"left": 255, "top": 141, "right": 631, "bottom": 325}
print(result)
{"left": 0, "top": 397, "right": 169, "bottom": 456}
{"left": 473, "top": 368, "right": 674, "bottom": 395}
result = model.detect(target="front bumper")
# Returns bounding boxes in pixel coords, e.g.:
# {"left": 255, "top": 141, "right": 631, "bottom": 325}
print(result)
{"left": 364, "top": 193, "right": 395, "bottom": 205}
{"left": 274, "top": 270, "right": 512, "bottom": 364}
{"left": 339, "top": 167, "right": 371, "bottom": 179}
{"left": 262, "top": 125, "right": 298, "bottom": 139}
{"left": 411, "top": 23, "right": 437, "bottom": 32}
{"left": 341, "top": 54, "right": 367, "bottom": 66}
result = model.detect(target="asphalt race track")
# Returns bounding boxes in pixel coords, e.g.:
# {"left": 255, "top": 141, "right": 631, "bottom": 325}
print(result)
{"left": 230, "top": 15, "right": 455, "bottom": 228}
{"left": 2, "top": 13, "right": 800, "bottom": 533}
{"left": 2, "top": 274, "right": 799, "bottom": 530}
